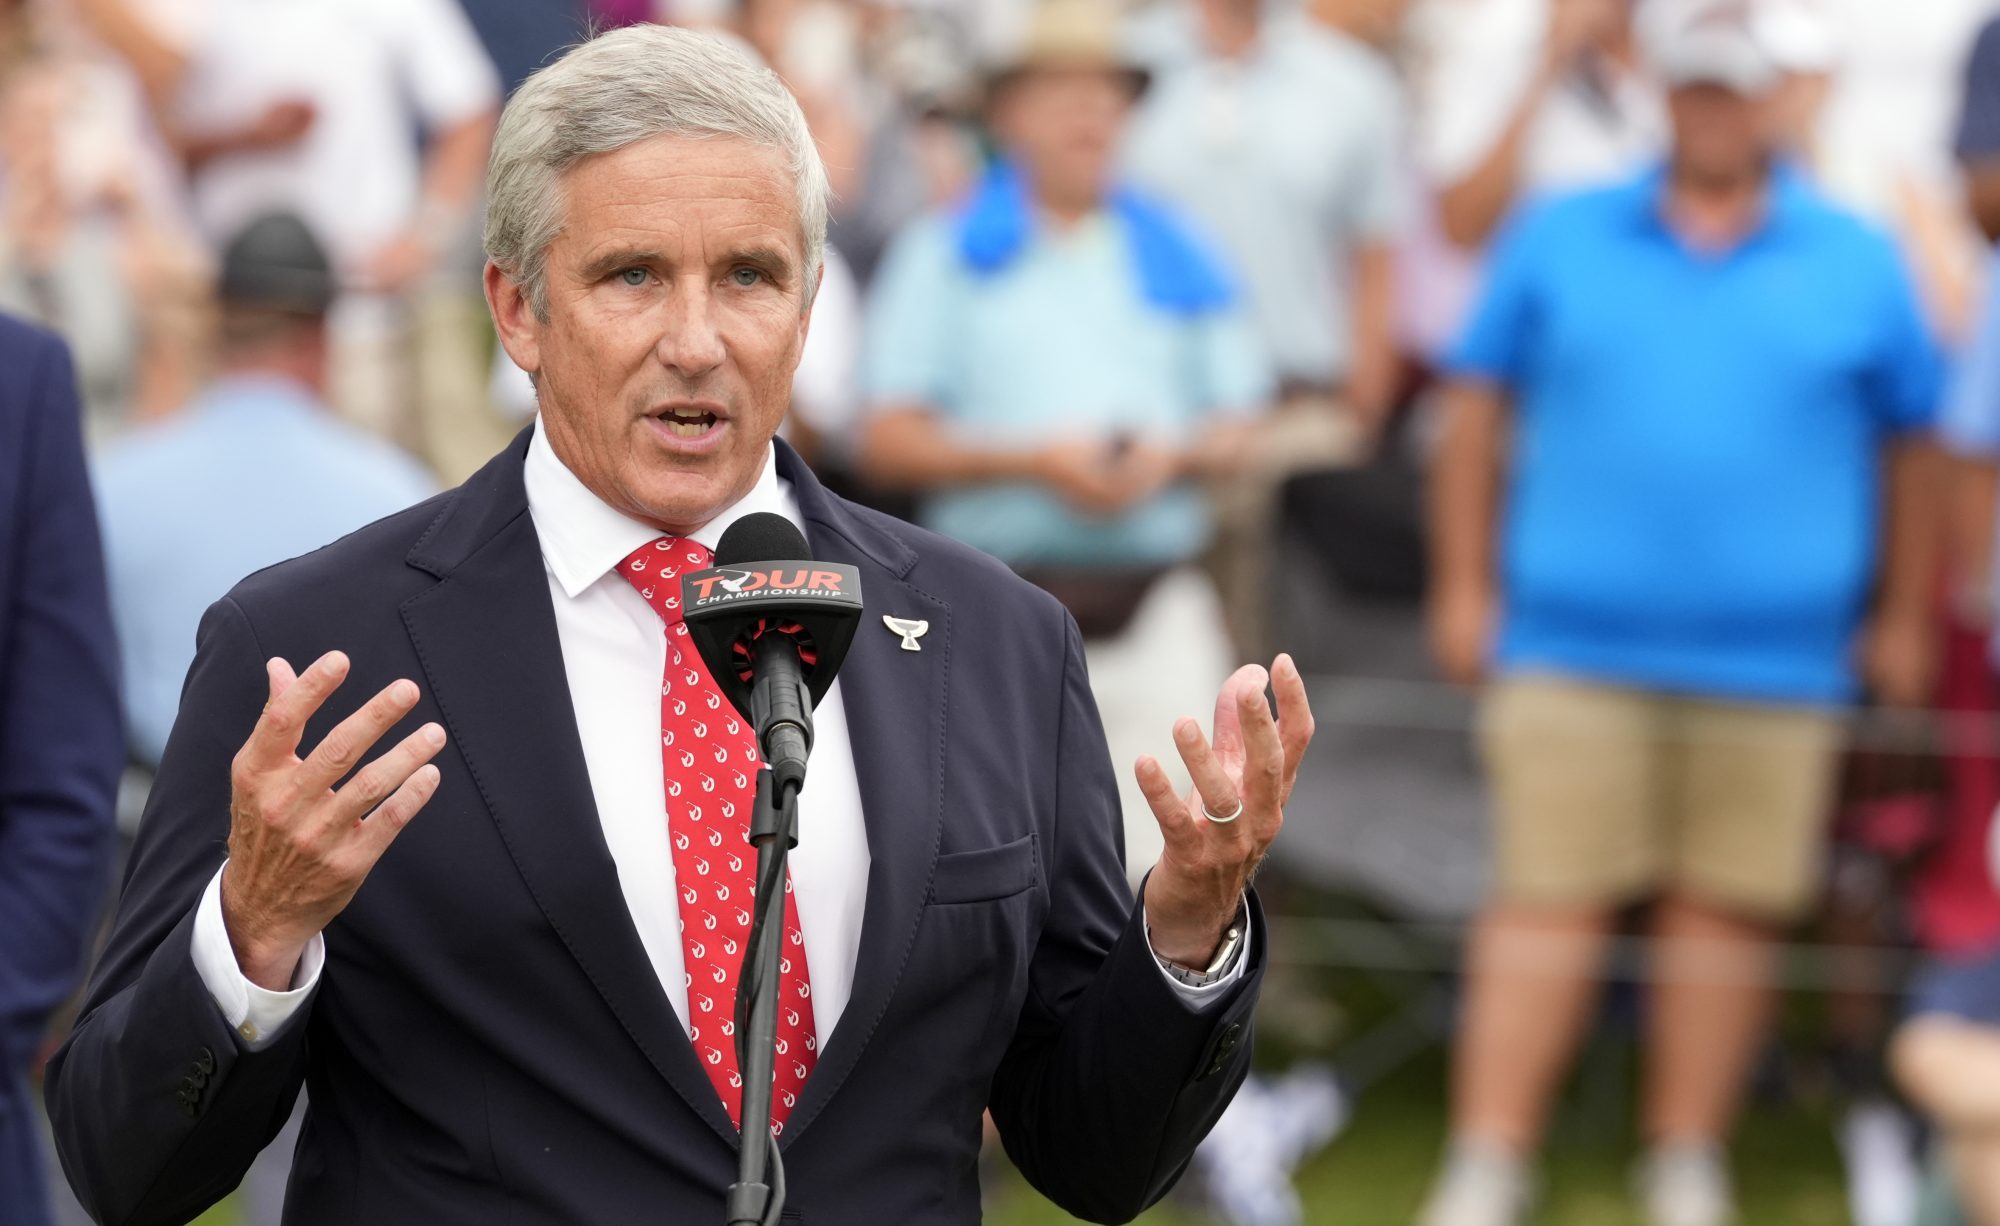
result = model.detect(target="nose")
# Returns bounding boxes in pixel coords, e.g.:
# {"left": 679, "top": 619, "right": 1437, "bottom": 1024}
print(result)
{"left": 654, "top": 276, "right": 727, "bottom": 380}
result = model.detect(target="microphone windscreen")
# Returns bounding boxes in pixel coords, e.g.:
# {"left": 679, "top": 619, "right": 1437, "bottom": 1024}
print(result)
{"left": 715, "top": 512, "right": 811, "bottom": 568}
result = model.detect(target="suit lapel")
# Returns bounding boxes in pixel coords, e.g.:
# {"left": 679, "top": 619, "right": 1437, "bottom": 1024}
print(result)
{"left": 778, "top": 448, "right": 949, "bottom": 1144}
{"left": 400, "top": 436, "right": 739, "bottom": 1146}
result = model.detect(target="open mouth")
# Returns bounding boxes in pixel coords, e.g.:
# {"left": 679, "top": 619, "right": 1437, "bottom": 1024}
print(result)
{"left": 654, "top": 407, "right": 721, "bottom": 438}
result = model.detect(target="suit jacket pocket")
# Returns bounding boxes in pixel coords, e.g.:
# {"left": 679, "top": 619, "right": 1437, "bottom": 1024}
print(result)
{"left": 928, "top": 833, "right": 1038, "bottom": 904}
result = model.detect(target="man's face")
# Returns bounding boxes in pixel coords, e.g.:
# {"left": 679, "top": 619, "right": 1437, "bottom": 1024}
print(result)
{"left": 1668, "top": 83, "right": 1773, "bottom": 183}
{"left": 488, "top": 134, "right": 813, "bottom": 534}
{"left": 992, "top": 67, "right": 1133, "bottom": 203}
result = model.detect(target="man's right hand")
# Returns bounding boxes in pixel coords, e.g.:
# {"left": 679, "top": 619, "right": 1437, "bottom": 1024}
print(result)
{"left": 1429, "top": 584, "right": 1495, "bottom": 688}
{"left": 221, "top": 651, "right": 446, "bottom": 991}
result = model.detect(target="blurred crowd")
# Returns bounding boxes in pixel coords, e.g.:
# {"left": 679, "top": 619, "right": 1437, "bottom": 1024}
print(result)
{"left": 16, "top": 0, "right": 2000, "bottom": 1222}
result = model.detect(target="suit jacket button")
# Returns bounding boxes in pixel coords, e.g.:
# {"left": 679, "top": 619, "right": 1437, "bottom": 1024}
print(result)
{"left": 1217, "top": 1023, "right": 1242, "bottom": 1055}
{"left": 194, "top": 1046, "right": 216, "bottom": 1076}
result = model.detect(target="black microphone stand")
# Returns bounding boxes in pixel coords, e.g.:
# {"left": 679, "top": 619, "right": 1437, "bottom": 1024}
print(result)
{"left": 724, "top": 640, "right": 812, "bottom": 1226}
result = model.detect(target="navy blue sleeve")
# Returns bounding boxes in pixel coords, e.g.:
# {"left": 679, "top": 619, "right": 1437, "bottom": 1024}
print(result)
{"left": 986, "top": 610, "right": 1261, "bottom": 1223}
{"left": 47, "top": 598, "right": 309, "bottom": 1226}
{"left": 0, "top": 328, "right": 121, "bottom": 1071}
{"left": 1957, "top": 17, "right": 2000, "bottom": 162}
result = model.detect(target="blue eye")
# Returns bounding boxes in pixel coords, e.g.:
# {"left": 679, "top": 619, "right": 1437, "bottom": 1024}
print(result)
{"left": 730, "top": 267, "right": 762, "bottom": 287}
{"left": 619, "top": 268, "right": 648, "bottom": 286}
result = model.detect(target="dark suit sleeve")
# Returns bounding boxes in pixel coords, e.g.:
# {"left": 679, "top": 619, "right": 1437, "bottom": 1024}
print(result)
{"left": 986, "top": 612, "right": 1262, "bottom": 1224}
{"left": 46, "top": 597, "right": 309, "bottom": 1226}
{"left": 0, "top": 331, "right": 120, "bottom": 1069}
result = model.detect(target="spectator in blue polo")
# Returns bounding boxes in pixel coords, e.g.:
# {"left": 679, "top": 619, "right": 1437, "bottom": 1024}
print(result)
{"left": 855, "top": 0, "right": 1271, "bottom": 891}
{"left": 1420, "top": 2, "right": 1945, "bottom": 1225}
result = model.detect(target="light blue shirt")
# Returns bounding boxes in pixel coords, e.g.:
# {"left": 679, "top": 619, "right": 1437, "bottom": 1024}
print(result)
{"left": 1122, "top": 3, "right": 1404, "bottom": 387}
{"left": 93, "top": 375, "right": 437, "bottom": 764}
{"left": 1451, "top": 166, "right": 1941, "bottom": 704}
{"left": 1943, "top": 252, "right": 2000, "bottom": 460}
{"left": 863, "top": 209, "right": 1270, "bottom": 568}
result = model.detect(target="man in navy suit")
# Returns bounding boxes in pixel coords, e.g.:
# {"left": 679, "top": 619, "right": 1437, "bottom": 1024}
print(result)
{"left": 0, "top": 318, "right": 122, "bottom": 1226}
{"left": 48, "top": 26, "right": 1311, "bottom": 1225}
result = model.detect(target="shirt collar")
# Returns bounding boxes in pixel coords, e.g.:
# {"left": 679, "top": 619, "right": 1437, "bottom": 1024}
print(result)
{"left": 1627, "top": 158, "right": 1813, "bottom": 241}
{"left": 192, "top": 371, "right": 323, "bottom": 417}
{"left": 522, "top": 417, "right": 797, "bottom": 599}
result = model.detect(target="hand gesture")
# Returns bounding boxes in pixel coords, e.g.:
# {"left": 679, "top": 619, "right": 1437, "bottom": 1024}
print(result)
{"left": 221, "top": 652, "right": 447, "bottom": 990}
{"left": 1136, "top": 655, "right": 1314, "bottom": 967}
{"left": 1033, "top": 437, "right": 1187, "bottom": 518}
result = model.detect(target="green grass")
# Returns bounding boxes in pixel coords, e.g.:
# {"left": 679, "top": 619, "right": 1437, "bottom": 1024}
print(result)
{"left": 985, "top": 1050, "right": 1851, "bottom": 1226}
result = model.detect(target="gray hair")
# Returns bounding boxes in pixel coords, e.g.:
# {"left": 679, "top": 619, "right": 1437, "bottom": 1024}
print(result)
{"left": 484, "top": 24, "right": 830, "bottom": 320}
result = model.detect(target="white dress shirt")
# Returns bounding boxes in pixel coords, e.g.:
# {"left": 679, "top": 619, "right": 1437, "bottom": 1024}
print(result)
{"left": 191, "top": 423, "right": 1243, "bottom": 1051}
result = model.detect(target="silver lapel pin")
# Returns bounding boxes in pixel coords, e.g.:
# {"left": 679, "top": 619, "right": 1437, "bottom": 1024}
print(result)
{"left": 882, "top": 615, "right": 929, "bottom": 652}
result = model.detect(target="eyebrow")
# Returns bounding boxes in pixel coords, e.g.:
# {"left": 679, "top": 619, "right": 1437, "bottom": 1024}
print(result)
{"left": 574, "top": 243, "right": 799, "bottom": 284}
{"left": 725, "top": 242, "right": 798, "bottom": 284}
{"left": 576, "top": 247, "right": 664, "bottom": 283}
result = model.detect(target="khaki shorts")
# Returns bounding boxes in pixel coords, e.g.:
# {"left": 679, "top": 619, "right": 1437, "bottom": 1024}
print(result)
{"left": 1478, "top": 674, "right": 1845, "bottom": 920}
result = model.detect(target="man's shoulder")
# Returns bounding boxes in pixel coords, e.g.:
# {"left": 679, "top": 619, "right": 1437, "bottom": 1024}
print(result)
{"left": 290, "top": 413, "right": 442, "bottom": 506}
{"left": 0, "top": 313, "right": 66, "bottom": 408}
{"left": 1777, "top": 182, "right": 1906, "bottom": 267}
{"left": 0, "top": 311, "right": 61, "bottom": 364}
{"left": 1491, "top": 178, "right": 1646, "bottom": 264}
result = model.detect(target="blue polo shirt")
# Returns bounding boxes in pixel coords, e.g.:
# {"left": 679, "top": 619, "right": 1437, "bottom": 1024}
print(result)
{"left": 1449, "top": 165, "right": 1943, "bottom": 704}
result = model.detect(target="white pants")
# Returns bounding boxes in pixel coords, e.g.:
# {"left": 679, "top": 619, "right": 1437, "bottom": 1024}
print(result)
{"left": 1080, "top": 568, "right": 1236, "bottom": 893}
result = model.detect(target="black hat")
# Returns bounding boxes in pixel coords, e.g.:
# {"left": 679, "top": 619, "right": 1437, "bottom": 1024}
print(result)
{"left": 218, "top": 211, "right": 336, "bottom": 315}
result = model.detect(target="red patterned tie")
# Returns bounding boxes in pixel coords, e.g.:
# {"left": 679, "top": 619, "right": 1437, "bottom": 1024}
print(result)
{"left": 618, "top": 537, "right": 817, "bottom": 1133}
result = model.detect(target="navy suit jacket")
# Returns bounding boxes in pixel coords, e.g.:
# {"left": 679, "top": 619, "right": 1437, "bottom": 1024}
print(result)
{"left": 48, "top": 433, "right": 1260, "bottom": 1225}
{"left": 0, "top": 318, "right": 121, "bottom": 1226}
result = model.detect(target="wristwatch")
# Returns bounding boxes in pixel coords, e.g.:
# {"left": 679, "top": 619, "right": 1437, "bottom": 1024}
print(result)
{"left": 1156, "top": 901, "right": 1247, "bottom": 988}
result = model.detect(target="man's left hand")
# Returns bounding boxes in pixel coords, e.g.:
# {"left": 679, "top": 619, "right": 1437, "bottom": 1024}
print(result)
{"left": 1136, "top": 654, "right": 1313, "bottom": 967}
{"left": 1861, "top": 610, "right": 1937, "bottom": 708}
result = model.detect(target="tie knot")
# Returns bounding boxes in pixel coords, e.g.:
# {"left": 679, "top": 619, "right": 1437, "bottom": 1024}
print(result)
{"left": 617, "top": 536, "right": 714, "bottom": 623}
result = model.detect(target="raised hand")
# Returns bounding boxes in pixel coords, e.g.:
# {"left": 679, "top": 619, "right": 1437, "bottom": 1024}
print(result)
{"left": 1136, "top": 654, "right": 1313, "bottom": 967}
{"left": 221, "top": 651, "right": 447, "bottom": 990}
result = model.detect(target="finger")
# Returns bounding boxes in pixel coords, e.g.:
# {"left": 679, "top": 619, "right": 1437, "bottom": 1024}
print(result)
{"left": 266, "top": 656, "right": 298, "bottom": 707}
{"left": 295, "top": 677, "right": 421, "bottom": 797}
{"left": 348, "top": 762, "right": 441, "bottom": 864}
{"left": 1200, "top": 664, "right": 1264, "bottom": 768}
{"left": 331, "top": 721, "right": 446, "bottom": 825}
{"left": 241, "top": 652, "right": 349, "bottom": 770}
{"left": 1172, "top": 718, "right": 1243, "bottom": 828}
{"left": 1272, "top": 654, "right": 1315, "bottom": 785}
{"left": 1134, "top": 755, "right": 1199, "bottom": 857}
{"left": 1209, "top": 664, "right": 1267, "bottom": 771}
{"left": 1235, "top": 673, "right": 1285, "bottom": 819}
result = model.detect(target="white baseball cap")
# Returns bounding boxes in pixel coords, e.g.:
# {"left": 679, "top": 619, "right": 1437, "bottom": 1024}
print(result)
{"left": 1640, "top": 0, "right": 1783, "bottom": 94}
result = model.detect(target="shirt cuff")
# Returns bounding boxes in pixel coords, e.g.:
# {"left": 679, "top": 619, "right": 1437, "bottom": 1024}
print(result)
{"left": 1144, "top": 895, "right": 1253, "bottom": 1011}
{"left": 191, "top": 863, "right": 324, "bottom": 1050}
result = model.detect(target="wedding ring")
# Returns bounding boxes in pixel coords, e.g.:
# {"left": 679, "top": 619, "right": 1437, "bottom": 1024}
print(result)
{"left": 1201, "top": 798, "right": 1243, "bottom": 824}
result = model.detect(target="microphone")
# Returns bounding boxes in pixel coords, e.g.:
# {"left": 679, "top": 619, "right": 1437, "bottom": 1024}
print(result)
{"left": 682, "top": 512, "right": 862, "bottom": 793}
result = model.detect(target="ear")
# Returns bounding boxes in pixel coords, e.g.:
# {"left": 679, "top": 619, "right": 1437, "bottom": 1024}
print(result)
{"left": 485, "top": 261, "right": 543, "bottom": 379}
